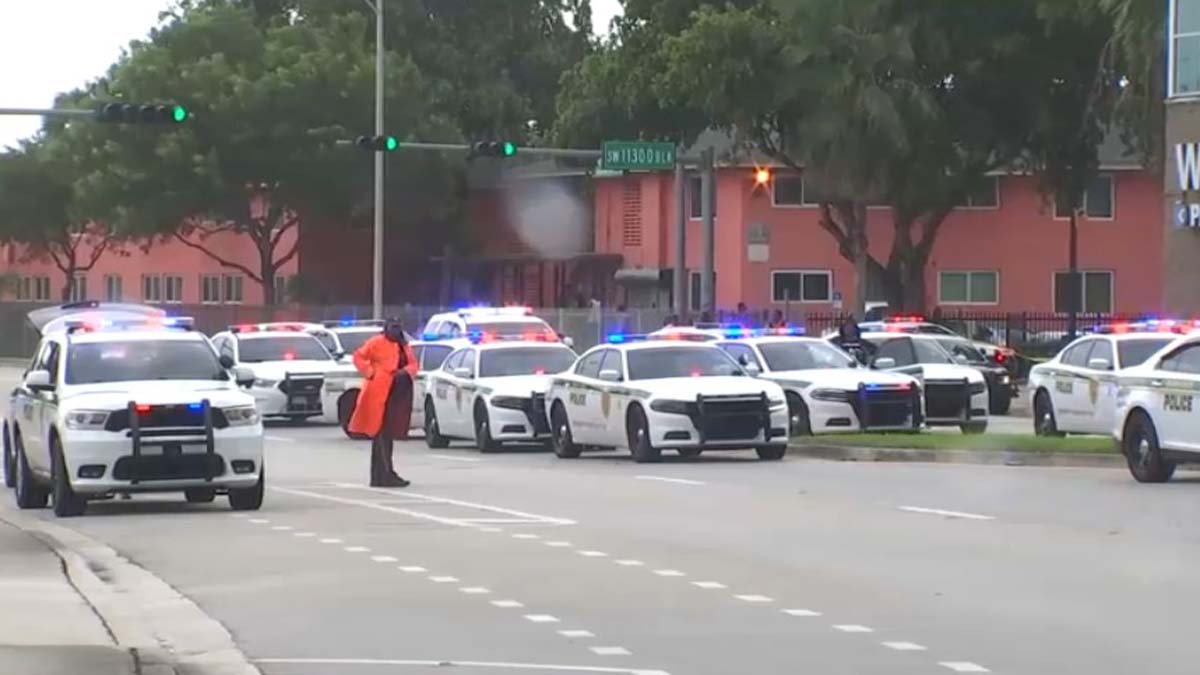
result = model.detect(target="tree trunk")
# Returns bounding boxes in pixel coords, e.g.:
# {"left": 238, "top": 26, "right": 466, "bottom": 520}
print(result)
{"left": 851, "top": 204, "right": 869, "bottom": 320}
{"left": 58, "top": 266, "right": 77, "bottom": 302}
{"left": 260, "top": 244, "right": 276, "bottom": 308}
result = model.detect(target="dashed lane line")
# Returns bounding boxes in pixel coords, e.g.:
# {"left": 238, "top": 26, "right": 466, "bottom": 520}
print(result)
{"left": 459, "top": 587, "right": 491, "bottom": 594}
{"left": 330, "top": 483, "right": 576, "bottom": 526}
{"left": 691, "top": 581, "right": 726, "bottom": 589}
{"left": 430, "top": 454, "right": 484, "bottom": 462}
{"left": 264, "top": 435, "right": 295, "bottom": 443}
{"left": 371, "top": 555, "right": 398, "bottom": 563}
{"left": 939, "top": 662, "right": 990, "bottom": 673}
{"left": 782, "top": 609, "right": 822, "bottom": 617}
{"left": 614, "top": 560, "right": 644, "bottom": 567}
{"left": 398, "top": 566, "right": 427, "bottom": 573}
{"left": 343, "top": 546, "right": 370, "bottom": 553}
{"left": 524, "top": 614, "right": 561, "bottom": 624}
{"left": 254, "top": 659, "right": 670, "bottom": 675}
{"left": 634, "top": 475, "right": 706, "bottom": 486}
{"left": 545, "top": 541, "right": 573, "bottom": 548}
{"left": 897, "top": 506, "right": 995, "bottom": 521}
{"left": 429, "top": 576, "right": 459, "bottom": 583}
{"left": 491, "top": 600, "right": 524, "bottom": 608}
{"left": 833, "top": 625, "right": 875, "bottom": 633}
{"left": 558, "top": 630, "right": 595, "bottom": 638}
{"left": 512, "top": 533, "right": 540, "bottom": 540}
{"left": 882, "top": 642, "right": 928, "bottom": 652}
{"left": 319, "top": 538, "right": 343, "bottom": 544}
{"left": 578, "top": 550, "right": 608, "bottom": 558}
{"left": 590, "top": 647, "right": 632, "bottom": 656}
{"left": 733, "top": 594, "right": 773, "bottom": 603}
{"left": 653, "top": 569, "right": 685, "bottom": 577}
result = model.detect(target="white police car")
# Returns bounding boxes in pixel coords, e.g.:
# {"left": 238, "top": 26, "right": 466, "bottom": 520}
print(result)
{"left": 714, "top": 327, "right": 922, "bottom": 435}
{"left": 423, "top": 334, "right": 577, "bottom": 451}
{"left": 545, "top": 334, "right": 789, "bottom": 462}
{"left": 7, "top": 314, "right": 263, "bottom": 517}
{"left": 830, "top": 315, "right": 1017, "bottom": 368}
{"left": 1112, "top": 329, "right": 1200, "bottom": 482}
{"left": 209, "top": 323, "right": 339, "bottom": 422}
{"left": 330, "top": 337, "right": 458, "bottom": 439}
{"left": 421, "top": 306, "right": 572, "bottom": 347}
{"left": 830, "top": 331, "right": 990, "bottom": 433}
{"left": 1029, "top": 321, "right": 1185, "bottom": 437}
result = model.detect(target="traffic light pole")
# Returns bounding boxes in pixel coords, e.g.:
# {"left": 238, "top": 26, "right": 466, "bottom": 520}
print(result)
{"left": 0, "top": 107, "right": 96, "bottom": 118}
{"left": 366, "top": 0, "right": 386, "bottom": 320}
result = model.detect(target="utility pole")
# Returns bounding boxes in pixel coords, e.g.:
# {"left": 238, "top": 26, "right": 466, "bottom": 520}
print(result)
{"left": 673, "top": 154, "right": 686, "bottom": 318}
{"left": 699, "top": 147, "right": 716, "bottom": 315}
{"left": 361, "top": 0, "right": 386, "bottom": 320}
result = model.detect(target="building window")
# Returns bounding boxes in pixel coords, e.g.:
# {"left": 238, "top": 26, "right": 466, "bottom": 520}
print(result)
{"left": 1172, "top": 0, "right": 1200, "bottom": 97}
{"left": 142, "top": 275, "right": 162, "bottom": 303}
{"left": 771, "top": 270, "right": 832, "bottom": 303}
{"left": 688, "top": 271, "right": 717, "bottom": 312}
{"left": 201, "top": 275, "right": 221, "bottom": 304}
{"left": 1054, "top": 174, "right": 1114, "bottom": 219}
{"left": 17, "top": 276, "right": 50, "bottom": 302}
{"left": 15, "top": 277, "right": 30, "bottom": 301}
{"left": 274, "top": 275, "right": 291, "bottom": 304}
{"left": 104, "top": 275, "right": 122, "bottom": 302}
{"left": 1054, "top": 270, "right": 1113, "bottom": 314}
{"left": 687, "top": 176, "right": 717, "bottom": 220}
{"left": 223, "top": 275, "right": 244, "bottom": 304}
{"left": 621, "top": 181, "right": 643, "bottom": 247}
{"left": 68, "top": 275, "right": 87, "bottom": 302}
{"left": 164, "top": 275, "right": 183, "bottom": 304}
{"left": 772, "top": 175, "right": 805, "bottom": 207}
{"left": 956, "top": 176, "right": 1000, "bottom": 209}
{"left": 939, "top": 271, "right": 999, "bottom": 305}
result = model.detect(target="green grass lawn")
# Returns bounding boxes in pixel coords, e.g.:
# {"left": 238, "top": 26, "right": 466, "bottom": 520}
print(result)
{"left": 792, "top": 432, "right": 1120, "bottom": 454}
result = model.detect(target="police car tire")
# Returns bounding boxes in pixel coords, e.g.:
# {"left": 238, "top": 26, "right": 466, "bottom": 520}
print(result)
{"left": 786, "top": 393, "right": 812, "bottom": 436}
{"left": 1123, "top": 413, "right": 1176, "bottom": 484}
{"left": 424, "top": 399, "right": 449, "bottom": 449}
{"left": 184, "top": 488, "right": 217, "bottom": 503}
{"left": 756, "top": 444, "right": 787, "bottom": 461}
{"left": 3, "top": 422, "right": 14, "bottom": 489}
{"left": 14, "top": 433, "right": 48, "bottom": 509}
{"left": 229, "top": 466, "right": 264, "bottom": 511}
{"left": 1033, "top": 391, "right": 1064, "bottom": 437}
{"left": 474, "top": 403, "right": 501, "bottom": 453}
{"left": 51, "top": 440, "right": 86, "bottom": 518}
{"left": 627, "top": 406, "right": 661, "bottom": 463}
{"left": 550, "top": 403, "right": 582, "bottom": 459}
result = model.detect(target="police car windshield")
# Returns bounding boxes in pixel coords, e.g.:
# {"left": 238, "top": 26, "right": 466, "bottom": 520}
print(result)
{"left": 479, "top": 347, "right": 576, "bottom": 377}
{"left": 238, "top": 335, "right": 331, "bottom": 363}
{"left": 627, "top": 347, "right": 743, "bottom": 380}
{"left": 933, "top": 338, "right": 988, "bottom": 364}
{"left": 335, "top": 330, "right": 378, "bottom": 353}
{"left": 913, "top": 339, "right": 956, "bottom": 364}
{"left": 758, "top": 341, "right": 855, "bottom": 371}
{"left": 1118, "top": 339, "right": 1173, "bottom": 368}
{"left": 466, "top": 319, "right": 551, "bottom": 335}
{"left": 66, "top": 340, "right": 225, "bottom": 384}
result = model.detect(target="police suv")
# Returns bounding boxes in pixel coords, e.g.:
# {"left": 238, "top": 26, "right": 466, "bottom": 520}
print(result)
{"left": 545, "top": 334, "right": 790, "bottom": 462}
{"left": 714, "top": 327, "right": 922, "bottom": 435}
{"left": 1029, "top": 321, "right": 1184, "bottom": 437}
{"left": 830, "top": 331, "right": 990, "bottom": 433}
{"left": 209, "top": 323, "right": 339, "bottom": 422}
{"left": 6, "top": 314, "right": 263, "bottom": 517}
{"left": 423, "top": 334, "right": 577, "bottom": 451}
{"left": 1112, "top": 329, "right": 1200, "bottom": 482}
{"left": 421, "top": 306, "right": 572, "bottom": 347}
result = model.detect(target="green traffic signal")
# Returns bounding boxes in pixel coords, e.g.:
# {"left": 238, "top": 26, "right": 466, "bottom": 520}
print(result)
{"left": 385, "top": 136, "right": 398, "bottom": 151}
{"left": 502, "top": 142, "right": 516, "bottom": 157}
{"left": 171, "top": 105, "right": 188, "bottom": 123}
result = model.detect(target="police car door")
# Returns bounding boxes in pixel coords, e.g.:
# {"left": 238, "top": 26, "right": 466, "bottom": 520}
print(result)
{"left": 596, "top": 349, "right": 627, "bottom": 438}
{"left": 445, "top": 348, "right": 478, "bottom": 437}
{"left": 1053, "top": 339, "right": 1096, "bottom": 430}
{"left": 13, "top": 340, "right": 49, "bottom": 470}
{"left": 431, "top": 350, "right": 464, "bottom": 434}
{"left": 413, "top": 344, "right": 451, "bottom": 427}
{"left": 30, "top": 339, "right": 63, "bottom": 475}
{"left": 1150, "top": 342, "right": 1200, "bottom": 452}
{"left": 1081, "top": 339, "right": 1118, "bottom": 434}
{"left": 567, "top": 349, "right": 605, "bottom": 443}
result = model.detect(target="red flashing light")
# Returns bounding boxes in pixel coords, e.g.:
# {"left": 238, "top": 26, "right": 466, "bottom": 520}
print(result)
{"left": 134, "top": 404, "right": 152, "bottom": 414}
{"left": 690, "top": 369, "right": 702, "bottom": 377}
{"left": 283, "top": 351, "right": 296, "bottom": 360}
{"left": 887, "top": 315, "right": 926, "bottom": 323}
{"left": 534, "top": 367, "right": 546, "bottom": 375}
{"left": 994, "top": 351, "right": 1008, "bottom": 364}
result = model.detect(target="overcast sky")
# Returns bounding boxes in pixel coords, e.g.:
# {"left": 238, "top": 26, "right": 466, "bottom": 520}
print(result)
{"left": 0, "top": 0, "right": 623, "bottom": 150}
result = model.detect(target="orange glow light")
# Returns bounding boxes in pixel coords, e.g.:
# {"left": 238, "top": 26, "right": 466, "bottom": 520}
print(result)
{"left": 754, "top": 168, "right": 771, "bottom": 186}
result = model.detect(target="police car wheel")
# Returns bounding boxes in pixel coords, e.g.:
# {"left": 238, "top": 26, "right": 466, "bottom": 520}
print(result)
{"left": 184, "top": 488, "right": 216, "bottom": 503}
{"left": 229, "top": 465, "right": 264, "bottom": 511}
{"left": 786, "top": 393, "right": 811, "bottom": 436}
{"left": 756, "top": 444, "right": 787, "bottom": 461}
{"left": 424, "top": 399, "right": 449, "bottom": 449}
{"left": 474, "top": 403, "right": 501, "bottom": 453}
{"left": 1123, "top": 413, "right": 1176, "bottom": 484}
{"left": 51, "top": 440, "right": 86, "bottom": 518}
{"left": 2, "top": 422, "right": 14, "bottom": 489}
{"left": 677, "top": 448, "right": 703, "bottom": 458}
{"left": 14, "top": 432, "right": 48, "bottom": 510}
{"left": 627, "top": 406, "right": 661, "bottom": 463}
{"left": 550, "top": 403, "right": 582, "bottom": 459}
{"left": 1033, "top": 392, "right": 1064, "bottom": 437}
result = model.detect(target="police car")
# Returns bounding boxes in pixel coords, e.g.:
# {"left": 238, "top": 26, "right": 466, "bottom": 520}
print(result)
{"left": 421, "top": 306, "right": 572, "bottom": 347}
{"left": 829, "top": 331, "right": 990, "bottom": 433}
{"left": 331, "top": 337, "right": 458, "bottom": 439}
{"left": 305, "top": 319, "right": 388, "bottom": 363}
{"left": 545, "top": 334, "right": 789, "bottom": 462}
{"left": 713, "top": 327, "right": 922, "bottom": 435}
{"left": 7, "top": 313, "right": 263, "bottom": 517}
{"left": 423, "top": 334, "right": 577, "bottom": 451}
{"left": 1031, "top": 321, "right": 1190, "bottom": 437}
{"left": 1112, "top": 329, "right": 1200, "bottom": 482}
{"left": 835, "top": 315, "right": 1017, "bottom": 370}
{"left": 925, "top": 334, "right": 1017, "bottom": 415}
{"left": 209, "top": 323, "right": 339, "bottom": 422}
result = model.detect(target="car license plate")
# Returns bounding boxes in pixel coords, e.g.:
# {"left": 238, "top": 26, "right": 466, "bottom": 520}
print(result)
{"left": 290, "top": 396, "right": 312, "bottom": 409}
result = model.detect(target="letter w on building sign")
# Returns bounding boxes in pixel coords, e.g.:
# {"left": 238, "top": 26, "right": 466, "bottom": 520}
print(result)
{"left": 1176, "top": 142, "right": 1200, "bottom": 192}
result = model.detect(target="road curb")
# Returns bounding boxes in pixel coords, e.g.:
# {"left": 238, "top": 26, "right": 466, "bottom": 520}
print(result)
{"left": 790, "top": 444, "right": 1126, "bottom": 469}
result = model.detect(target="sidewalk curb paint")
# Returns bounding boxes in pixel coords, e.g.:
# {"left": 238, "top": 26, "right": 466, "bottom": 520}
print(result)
{"left": 790, "top": 444, "right": 1126, "bottom": 469}
{"left": 0, "top": 511, "right": 261, "bottom": 675}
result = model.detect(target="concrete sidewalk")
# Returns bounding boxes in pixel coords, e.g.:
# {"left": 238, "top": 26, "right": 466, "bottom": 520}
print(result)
{"left": 0, "top": 518, "right": 135, "bottom": 675}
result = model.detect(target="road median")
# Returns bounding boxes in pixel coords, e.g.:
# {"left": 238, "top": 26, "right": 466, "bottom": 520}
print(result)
{"left": 791, "top": 432, "right": 1125, "bottom": 468}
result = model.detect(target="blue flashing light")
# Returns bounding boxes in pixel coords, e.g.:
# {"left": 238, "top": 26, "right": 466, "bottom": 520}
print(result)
{"left": 607, "top": 333, "right": 627, "bottom": 344}
{"left": 340, "top": 318, "right": 354, "bottom": 327}
{"left": 421, "top": 332, "right": 439, "bottom": 341}
{"left": 187, "top": 403, "right": 204, "bottom": 411}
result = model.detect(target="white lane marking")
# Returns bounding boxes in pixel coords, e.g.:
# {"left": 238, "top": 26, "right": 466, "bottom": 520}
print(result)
{"left": 249, "top": 518, "right": 269, "bottom": 524}
{"left": 734, "top": 594, "right": 773, "bottom": 603}
{"left": 578, "top": 550, "right": 608, "bottom": 558}
{"left": 882, "top": 642, "right": 927, "bottom": 652}
{"left": 558, "top": 630, "right": 595, "bottom": 638}
{"left": 429, "top": 576, "right": 459, "bottom": 583}
{"left": 782, "top": 609, "right": 822, "bottom": 617}
{"left": 398, "top": 566, "right": 427, "bottom": 573}
{"left": 614, "top": 560, "right": 644, "bottom": 567}
{"left": 371, "top": 555, "right": 398, "bottom": 563}
{"left": 691, "top": 581, "right": 726, "bottom": 589}
{"left": 230, "top": 513, "right": 249, "bottom": 518}
{"left": 330, "top": 483, "right": 576, "bottom": 526}
{"left": 460, "top": 587, "right": 490, "bottom": 594}
{"left": 898, "top": 506, "right": 995, "bottom": 521}
{"left": 320, "top": 538, "right": 343, "bottom": 544}
{"left": 545, "top": 541, "right": 572, "bottom": 548}
{"left": 524, "top": 614, "right": 560, "bottom": 623}
{"left": 512, "top": 533, "right": 540, "bottom": 540}
{"left": 635, "top": 475, "right": 706, "bottom": 486}
{"left": 478, "top": 527, "right": 504, "bottom": 533}
{"left": 293, "top": 532, "right": 316, "bottom": 538}
{"left": 344, "top": 546, "right": 370, "bottom": 553}
{"left": 275, "top": 486, "right": 573, "bottom": 530}
{"left": 431, "top": 454, "right": 483, "bottom": 462}
{"left": 271, "top": 525, "right": 293, "bottom": 531}
{"left": 653, "top": 569, "right": 685, "bottom": 577}
{"left": 939, "top": 663, "right": 990, "bottom": 673}
{"left": 491, "top": 600, "right": 524, "bottom": 608}
{"left": 254, "top": 659, "right": 670, "bottom": 675}
{"left": 265, "top": 435, "right": 295, "bottom": 443}
{"left": 833, "top": 625, "right": 874, "bottom": 633}
{"left": 590, "top": 647, "right": 631, "bottom": 656}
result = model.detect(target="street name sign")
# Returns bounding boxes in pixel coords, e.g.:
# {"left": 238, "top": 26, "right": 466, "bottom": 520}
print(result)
{"left": 601, "top": 141, "right": 676, "bottom": 171}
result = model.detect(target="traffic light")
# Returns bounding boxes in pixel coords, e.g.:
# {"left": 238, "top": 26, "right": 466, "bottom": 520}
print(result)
{"left": 94, "top": 103, "right": 188, "bottom": 124}
{"left": 468, "top": 141, "right": 517, "bottom": 159}
{"left": 355, "top": 135, "right": 399, "bottom": 152}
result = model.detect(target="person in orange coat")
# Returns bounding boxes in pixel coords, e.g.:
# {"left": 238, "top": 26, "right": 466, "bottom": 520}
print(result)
{"left": 348, "top": 318, "right": 418, "bottom": 487}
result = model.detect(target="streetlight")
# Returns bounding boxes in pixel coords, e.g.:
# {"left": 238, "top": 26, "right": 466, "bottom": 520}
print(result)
{"left": 361, "top": 0, "right": 385, "bottom": 320}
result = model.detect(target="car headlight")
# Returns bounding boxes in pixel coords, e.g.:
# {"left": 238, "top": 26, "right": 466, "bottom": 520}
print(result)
{"left": 999, "top": 374, "right": 1010, "bottom": 384}
{"left": 969, "top": 381, "right": 987, "bottom": 395}
{"left": 490, "top": 396, "right": 529, "bottom": 410}
{"left": 224, "top": 406, "right": 260, "bottom": 426}
{"left": 650, "top": 399, "right": 692, "bottom": 415}
{"left": 810, "top": 388, "right": 851, "bottom": 403}
{"left": 253, "top": 378, "right": 279, "bottom": 388}
{"left": 64, "top": 410, "right": 110, "bottom": 430}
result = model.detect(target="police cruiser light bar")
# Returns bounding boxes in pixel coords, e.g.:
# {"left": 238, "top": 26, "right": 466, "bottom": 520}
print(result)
{"left": 467, "top": 330, "right": 559, "bottom": 345}
{"left": 65, "top": 316, "right": 195, "bottom": 334}
{"left": 608, "top": 332, "right": 714, "bottom": 344}
{"left": 1092, "top": 319, "right": 1200, "bottom": 335}
{"left": 455, "top": 306, "right": 533, "bottom": 318}
{"left": 885, "top": 314, "right": 926, "bottom": 323}
{"left": 322, "top": 319, "right": 385, "bottom": 328}
{"left": 228, "top": 322, "right": 308, "bottom": 334}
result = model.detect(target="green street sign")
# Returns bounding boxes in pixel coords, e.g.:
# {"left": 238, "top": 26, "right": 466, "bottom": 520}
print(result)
{"left": 601, "top": 141, "right": 677, "bottom": 171}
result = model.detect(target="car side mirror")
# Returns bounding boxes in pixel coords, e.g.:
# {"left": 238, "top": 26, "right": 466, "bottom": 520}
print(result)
{"left": 453, "top": 367, "right": 474, "bottom": 379}
{"left": 598, "top": 369, "right": 622, "bottom": 382}
{"left": 954, "top": 353, "right": 969, "bottom": 364}
{"left": 333, "top": 350, "right": 346, "bottom": 361}
{"left": 873, "top": 357, "right": 896, "bottom": 370}
{"left": 25, "top": 369, "right": 53, "bottom": 392}
{"left": 743, "top": 363, "right": 761, "bottom": 376}
{"left": 219, "top": 354, "right": 236, "bottom": 370}
{"left": 1087, "top": 357, "right": 1112, "bottom": 371}
{"left": 232, "top": 366, "right": 256, "bottom": 388}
